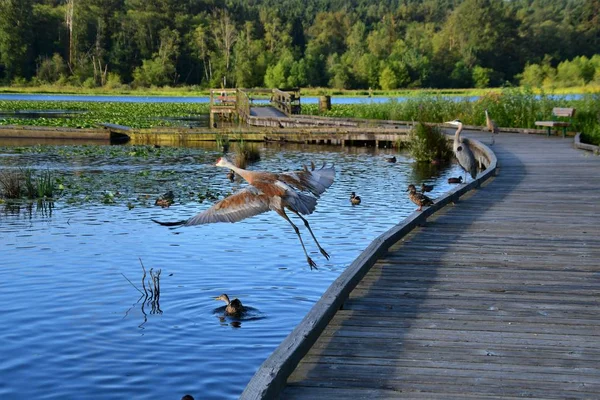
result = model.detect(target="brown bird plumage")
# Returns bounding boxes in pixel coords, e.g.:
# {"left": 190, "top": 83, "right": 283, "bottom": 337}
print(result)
{"left": 350, "top": 192, "right": 361, "bottom": 205}
{"left": 448, "top": 176, "right": 463, "bottom": 184}
{"left": 152, "top": 157, "right": 335, "bottom": 269}
{"left": 406, "top": 184, "right": 434, "bottom": 211}
{"left": 215, "top": 294, "right": 244, "bottom": 316}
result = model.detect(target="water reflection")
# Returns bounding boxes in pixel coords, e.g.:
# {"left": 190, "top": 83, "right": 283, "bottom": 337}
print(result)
{"left": 122, "top": 259, "right": 163, "bottom": 329}
{"left": 1, "top": 199, "right": 54, "bottom": 219}
{"left": 0, "top": 142, "right": 466, "bottom": 400}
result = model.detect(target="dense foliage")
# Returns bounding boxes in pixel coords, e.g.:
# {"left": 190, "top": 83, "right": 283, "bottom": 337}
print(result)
{"left": 0, "top": 0, "right": 599, "bottom": 90}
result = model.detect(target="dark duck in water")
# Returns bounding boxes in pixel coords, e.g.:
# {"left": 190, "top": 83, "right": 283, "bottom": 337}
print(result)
{"left": 215, "top": 293, "right": 245, "bottom": 316}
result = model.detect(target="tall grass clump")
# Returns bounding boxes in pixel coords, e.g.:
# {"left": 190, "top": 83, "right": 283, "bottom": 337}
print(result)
{"left": 0, "top": 170, "right": 22, "bottom": 198}
{"left": 215, "top": 133, "right": 230, "bottom": 152}
{"left": 234, "top": 138, "right": 261, "bottom": 169}
{"left": 22, "top": 169, "right": 56, "bottom": 199}
{"left": 408, "top": 122, "right": 452, "bottom": 163}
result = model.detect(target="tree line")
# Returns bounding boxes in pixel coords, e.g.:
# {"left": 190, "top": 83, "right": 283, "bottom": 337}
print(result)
{"left": 0, "top": 0, "right": 599, "bottom": 90}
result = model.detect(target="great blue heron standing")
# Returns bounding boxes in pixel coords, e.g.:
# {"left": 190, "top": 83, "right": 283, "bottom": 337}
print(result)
{"left": 446, "top": 119, "right": 477, "bottom": 182}
{"left": 152, "top": 157, "right": 335, "bottom": 269}
{"left": 485, "top": 109, "right": 499, "bottom": 145}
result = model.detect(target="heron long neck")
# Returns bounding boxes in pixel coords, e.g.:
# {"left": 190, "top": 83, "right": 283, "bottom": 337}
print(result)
{"left": 454, "top": 123, "right": 463, "bottom": 141}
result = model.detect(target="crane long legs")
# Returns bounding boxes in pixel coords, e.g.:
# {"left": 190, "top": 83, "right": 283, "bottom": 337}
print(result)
{"left": 275, "top": 208, "right": 329, "bottom": 270}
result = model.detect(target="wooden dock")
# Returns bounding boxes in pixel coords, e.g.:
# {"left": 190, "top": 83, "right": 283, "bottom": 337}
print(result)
{"left": 242, "top": 131, "right": 600, "bottom": 399}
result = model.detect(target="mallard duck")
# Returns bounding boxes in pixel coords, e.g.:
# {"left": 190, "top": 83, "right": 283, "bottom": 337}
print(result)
{"left": 447, "top": 176, "right": 463, "bottom": 184}
{"left": 215, "top": 293, "right": 244, "bottom": 316}
{"left": 226, "top": 169, "right": 235, "bottom": 182}
{"left": 350, "top": 192, "right": 361, "bottom": 205}
{"left": 385, "top": 156, "right": 397, "bottom": 163}
{"left": 154, "top": 190, "right": 174, "bottom": 207}
{"left": 421, "top": 183, "right": 434, "bottom": 193}
{"left": 406, "top": 184, "right": 433, "bottom": 211}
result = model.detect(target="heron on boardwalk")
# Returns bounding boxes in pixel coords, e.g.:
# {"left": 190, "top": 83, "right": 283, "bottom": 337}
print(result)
{"left": 152, "top": 157, "right": 335, "bottom": 269}
{"left": 215, "top": 294, "right": 244, "bottom": 317}
{"left": 446, "top": 119, "right": 477, "bottom": 182}
{"left": 406, "top": 184, "right": 434, "bottom": 211}
{"left": 350, "top": 192, "right": 361, "bottom": 205}
{"left": 485, "top": 109, "right": 499, "bottom": 145}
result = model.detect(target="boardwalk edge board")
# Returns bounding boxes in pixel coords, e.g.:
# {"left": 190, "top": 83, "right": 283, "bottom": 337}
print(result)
{"left": 240, "top": 137, "right": 498, "bottom": 400}
{"left": 574, "top": 132, "right": 600, "bottom": 153}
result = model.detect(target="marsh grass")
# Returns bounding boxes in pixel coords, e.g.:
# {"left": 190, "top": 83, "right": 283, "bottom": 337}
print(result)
{"left": 215, "top": 133, "right": 230, "bottom": 152}
{"left": 303, "top": 87, "right": 600, "bottom": 145}
{"left": 234, "top": 138, "right": 261, "bottom": 169}
{"left": 22, "top": 169, "right": 55, "bottom": 199}
{"left": 0, "top": 170, "right": 22, "bottom": 198}
{"left": 408, "top": 122, "right": 452, "bottom": 163}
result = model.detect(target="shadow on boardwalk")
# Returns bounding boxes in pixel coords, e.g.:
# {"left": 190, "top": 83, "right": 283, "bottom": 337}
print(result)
{"left": 283, "top": 133, "right": 600, "bottom": 398}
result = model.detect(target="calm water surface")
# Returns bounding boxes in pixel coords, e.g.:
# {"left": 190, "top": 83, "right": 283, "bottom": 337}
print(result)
{"left": 0, "top": 143, "right": 464, "bottom": 399}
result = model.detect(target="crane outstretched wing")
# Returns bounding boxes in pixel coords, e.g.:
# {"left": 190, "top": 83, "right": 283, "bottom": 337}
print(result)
{"left": 184, "top": 186, "right": 271, "bottom": 225}
{"left": 279, "top": 163, "right": 335, "bottom": 196}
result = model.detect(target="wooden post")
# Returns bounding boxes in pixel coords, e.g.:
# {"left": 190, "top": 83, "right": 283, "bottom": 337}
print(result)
{"left": 319, "top": 95, "right": 331, "bottom": 112}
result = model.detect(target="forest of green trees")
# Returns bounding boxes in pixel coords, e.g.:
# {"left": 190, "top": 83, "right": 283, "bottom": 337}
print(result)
{"left": 0, "top": 0, "right": 599, "bottom": 90}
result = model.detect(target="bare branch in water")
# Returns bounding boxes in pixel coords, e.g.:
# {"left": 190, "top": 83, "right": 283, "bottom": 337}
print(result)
{"left": 121, "top": 273, "right": 144, "bottom": 294}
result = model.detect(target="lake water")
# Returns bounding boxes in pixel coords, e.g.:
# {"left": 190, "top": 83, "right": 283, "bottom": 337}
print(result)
{"left": 0, "top": 142, "right": 464, "bottom": 399}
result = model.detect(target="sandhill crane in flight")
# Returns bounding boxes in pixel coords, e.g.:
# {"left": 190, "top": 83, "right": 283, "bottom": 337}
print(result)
{"left": 152, "top": 157, "right": 335, "bottom": 269}
{"left": 446, "top": 119, "right": 477, "bottom": 182}
{"left": 485, "top": 109, "right": 499, "bottom": 145}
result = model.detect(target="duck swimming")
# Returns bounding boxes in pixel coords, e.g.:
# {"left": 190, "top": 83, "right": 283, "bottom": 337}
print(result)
{"left": 226, "top": 169, "right": 235, "bottom": 182}
{"left": 447, "top": 176, "right": 463, "bottom": 184}
{"left": 385, "top": 156, "right": 397, "bottom": 163}
{"left": 350, "top": 192, "right": 362, "bottom": 205}
{"left": 155, "top": 190, "right": 174, "bottom": 207}
{"left": 406, "top": 184, "right": 434, "bottom": 211}
{"left": 421, "top": 183, "right": 434, "bottom": 193}
{"left": 215, "top": 294, "right": 244, "bottom": 316}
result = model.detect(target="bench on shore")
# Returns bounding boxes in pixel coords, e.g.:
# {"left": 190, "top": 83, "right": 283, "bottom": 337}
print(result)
{"left": 535, "top": 107, "right": 575, "bottom": 137}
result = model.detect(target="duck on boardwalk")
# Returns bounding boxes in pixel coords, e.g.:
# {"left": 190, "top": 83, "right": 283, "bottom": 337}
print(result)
{"left": 215, "top": 294, "right": 244, "bottom": 317}
{"left": 421, "top": 183, "right": 434, "bottom": 193}
{"left": 350, "top": 192, "right": 361, "bottom": 205}
{"left": 155, "top": 190, "right": 174, "bottom": 207}
{"left": 406, "top": 184, "right": 434, "bottom": 211}
{"left": 385, "top": 156, "right": 397, "bottom": 163}
{"left": 448, "top": 176, "right": 463, "bottom": 184}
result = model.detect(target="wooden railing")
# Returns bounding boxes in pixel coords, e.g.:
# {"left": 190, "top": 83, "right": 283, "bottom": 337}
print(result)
{"left": 271, "top": 88, "right": 301, "bottom": 116}
{"left": 236, "top": 89, "right": 251, "bottom": 122}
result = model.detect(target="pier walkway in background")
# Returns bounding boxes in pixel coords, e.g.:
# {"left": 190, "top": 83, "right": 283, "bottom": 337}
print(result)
{"left": 247, "top": 131, "right": 600, "bottom": 399}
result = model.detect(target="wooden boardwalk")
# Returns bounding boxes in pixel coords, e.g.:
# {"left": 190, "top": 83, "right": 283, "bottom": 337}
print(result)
{"left": 276, "top": 132, "right": 600, "bottom": 399}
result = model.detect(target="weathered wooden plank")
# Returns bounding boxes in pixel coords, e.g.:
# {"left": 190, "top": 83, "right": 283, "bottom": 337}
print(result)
{"left": 245, "top": 131, "right": 600, "bottom": 399}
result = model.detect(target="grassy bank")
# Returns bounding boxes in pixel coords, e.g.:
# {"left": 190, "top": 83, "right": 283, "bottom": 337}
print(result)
{"left": 304, "top": 88, "right": 600, "bottom": 146}
{"left": 2, "top": 83, "right": 598, "bottom": 98}
{"left": 1, "top": 87, "right": 598, "bottom": 145}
